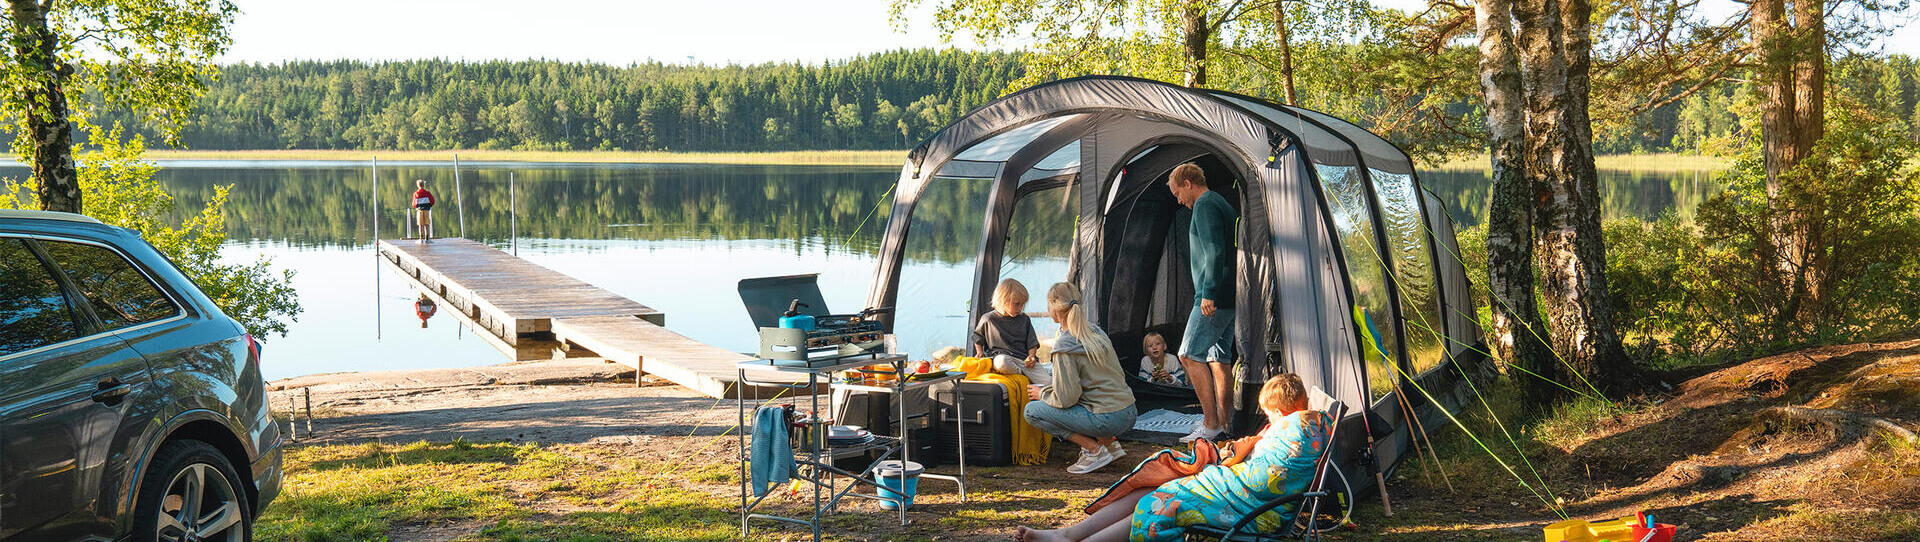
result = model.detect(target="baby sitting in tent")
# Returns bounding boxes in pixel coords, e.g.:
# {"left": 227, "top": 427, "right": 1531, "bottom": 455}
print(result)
{"left": 1013, "top": 373, "right": 1331, "bottom": 542}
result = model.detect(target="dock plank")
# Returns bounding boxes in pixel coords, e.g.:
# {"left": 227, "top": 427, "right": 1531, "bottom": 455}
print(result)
{"left": 375, "top": 238, "right": 790, "bottom": 398}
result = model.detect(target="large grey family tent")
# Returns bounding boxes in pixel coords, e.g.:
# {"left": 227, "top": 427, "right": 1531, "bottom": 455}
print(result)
{"left": 861, "top": 75, "right": 1488, "bottom": 494}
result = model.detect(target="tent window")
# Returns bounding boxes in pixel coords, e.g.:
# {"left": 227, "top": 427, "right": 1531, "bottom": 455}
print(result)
{"left": 1372, "top": 170, "right": 1446, "bottom": 376}
{"left": 895, "top": 176, "right": 993, "bottom": 359}
{"left": 1316, "top": 164, "right": 1399, "bottom": 401}
{"left": 953, "top": 115, "right": 1079, "bottom": 163}
{"left": 997, "top": 183, "right": 1078, "bottom": 339}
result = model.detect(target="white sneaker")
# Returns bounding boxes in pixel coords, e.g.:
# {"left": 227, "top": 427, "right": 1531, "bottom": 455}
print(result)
{"left": 1107, "top": 441, "right": 1126, "bottom": 459}
{"left": 1178, "top": 425, "right": 1225, "bottom": 443}
{"left": 1067, "top": 447, "right": 1117, "bottom": 474}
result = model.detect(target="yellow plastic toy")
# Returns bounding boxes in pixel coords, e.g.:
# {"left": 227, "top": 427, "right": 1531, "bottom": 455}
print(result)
{"left": 1542, "top": 517, "right": 1637, "bottom": 542}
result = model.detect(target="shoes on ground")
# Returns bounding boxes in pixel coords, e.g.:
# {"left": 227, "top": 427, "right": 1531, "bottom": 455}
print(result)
{"left": 1067, "top": 446, "right": 1117, "bottom": 474}
{"left": 1178, "top": 425, "right": 1225, "bottom": 443}
{"left": 1107, "top": 440, "right": 1126, "bottom": 459}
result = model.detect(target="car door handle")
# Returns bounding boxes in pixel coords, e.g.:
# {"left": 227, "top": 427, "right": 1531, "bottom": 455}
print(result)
{"left": 92, "top": 378, "right": 132, "bottom": 403}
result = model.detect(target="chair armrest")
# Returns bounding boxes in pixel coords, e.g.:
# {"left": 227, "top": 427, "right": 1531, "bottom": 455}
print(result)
{"left": 1221, "top": 491, "right": 1329, "bottom": 539}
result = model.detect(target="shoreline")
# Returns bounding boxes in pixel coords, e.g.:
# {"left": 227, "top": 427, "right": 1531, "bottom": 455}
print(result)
{"left": 142, "top": 148, "right": 908, "bottom": 166}
{"left": 129, "top": 148, "right": 1730, "bottom": 170}
{"left": 1430, "top": 151, "right": 1729, "bottom": 172}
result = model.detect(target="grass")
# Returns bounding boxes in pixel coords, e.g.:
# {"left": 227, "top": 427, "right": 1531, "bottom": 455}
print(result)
{"left": 1430, "top": 152, "right": 1730, "bottom": 172}
{"left": 255, "top": 439, "right": 747, "bottom": 542}
{"left": 142, "top": 148, "right": 908, "bottom": 166}
{"left": 255, "top": 436, "right": 1118, "bottom": 542}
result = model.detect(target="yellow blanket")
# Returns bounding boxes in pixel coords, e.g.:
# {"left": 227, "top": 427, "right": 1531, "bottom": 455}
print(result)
{"left": 953, "top": 356, "right": 1052, "bottom": 466}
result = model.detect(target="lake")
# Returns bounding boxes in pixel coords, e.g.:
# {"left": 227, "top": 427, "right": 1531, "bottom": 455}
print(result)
{"left": 133, "top": 161, "right": 1721, "bottom": 380}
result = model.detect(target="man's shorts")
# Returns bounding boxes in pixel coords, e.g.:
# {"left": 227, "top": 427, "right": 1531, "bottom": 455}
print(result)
{"left": 1179, "top": 304, "right": 1235, "bottom": 363}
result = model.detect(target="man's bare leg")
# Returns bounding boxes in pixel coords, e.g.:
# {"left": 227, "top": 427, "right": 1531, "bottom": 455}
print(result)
{"left": 1181, "top": 355, "right": 1219, "bottom": 430}
{"left": 1209, "top": 362, "right": 1233, "bottom": 432}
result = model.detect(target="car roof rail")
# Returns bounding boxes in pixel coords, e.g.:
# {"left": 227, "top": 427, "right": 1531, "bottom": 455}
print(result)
{"left": 0, "top": 209, "right": 105, "bottom": 224}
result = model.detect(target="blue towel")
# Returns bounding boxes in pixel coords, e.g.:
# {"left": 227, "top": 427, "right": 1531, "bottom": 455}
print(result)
{"left": 749, "top": 406, "right": 795, "bottom": 497}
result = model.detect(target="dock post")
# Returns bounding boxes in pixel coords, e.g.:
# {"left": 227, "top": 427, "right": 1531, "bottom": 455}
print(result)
{"left": 370, "top": 157, "right": 378, "bottom": 243}
{"left": 454, "top": 154, "right": 466, "bottom": 238}
{"left": 509, "top": 171, "right": 518, "bottom": 256}
{"left": 287, "top": 395, "right": 299, "bottom": 441}
{"left": 372, "top": 157, "right": 382, "bottom": 341}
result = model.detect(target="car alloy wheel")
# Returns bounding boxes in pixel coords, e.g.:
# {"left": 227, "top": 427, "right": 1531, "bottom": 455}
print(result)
{"left": 137, "top": 440, "right": 251, "bottom": 542}
{"left": 156, "top": 462, "right": 246, "bottom": 542}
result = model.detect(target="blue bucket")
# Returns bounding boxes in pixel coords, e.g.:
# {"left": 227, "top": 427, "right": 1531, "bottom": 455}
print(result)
{"left": 874, "top": 460, "right": 925, "bottom": 510}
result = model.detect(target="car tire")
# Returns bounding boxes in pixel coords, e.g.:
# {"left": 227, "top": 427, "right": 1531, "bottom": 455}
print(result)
{"left": 132, "top": 440, "right": 253, "bottom": 542}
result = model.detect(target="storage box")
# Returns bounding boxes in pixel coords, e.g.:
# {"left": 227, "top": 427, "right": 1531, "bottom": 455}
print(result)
{"left": 930, "top": 380, "right": 1014, "bottom": 467}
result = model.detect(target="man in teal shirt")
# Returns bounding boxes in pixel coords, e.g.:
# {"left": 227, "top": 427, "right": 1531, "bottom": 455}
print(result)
{"left": 1166, "top": 163, "right": 1236, "bottom": 442}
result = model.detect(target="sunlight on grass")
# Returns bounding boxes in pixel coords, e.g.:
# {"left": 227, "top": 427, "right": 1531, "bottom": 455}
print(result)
{"left": 1740, "top": 505, "right": 1920, "bottom": 541}
{"left": 1531, "top": 395, "right": 1646, "bottom": 451}
{"left": 255, "top": 440, "right": 740, "bottom": 542}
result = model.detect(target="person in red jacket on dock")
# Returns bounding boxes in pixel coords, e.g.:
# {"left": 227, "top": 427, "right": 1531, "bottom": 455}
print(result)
{"left": 412, "top": 179, "right": 436, "bottom": 243}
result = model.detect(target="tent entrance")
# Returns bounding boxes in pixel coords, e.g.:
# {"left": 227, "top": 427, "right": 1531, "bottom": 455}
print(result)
{"left": 1098, "top": 144, "right": 1243, "bottom": 400}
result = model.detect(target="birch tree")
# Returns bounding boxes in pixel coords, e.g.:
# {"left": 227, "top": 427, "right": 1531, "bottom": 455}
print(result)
{"left": 2, "top": 0, "right": 235, "bottom": 213}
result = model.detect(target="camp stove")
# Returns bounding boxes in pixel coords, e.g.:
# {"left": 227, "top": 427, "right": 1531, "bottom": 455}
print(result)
{"left": 800, "top": 308, "right": 889, "bottom": 349}
{"left": 738, "top": 273, "right": 892, "bottom": 360}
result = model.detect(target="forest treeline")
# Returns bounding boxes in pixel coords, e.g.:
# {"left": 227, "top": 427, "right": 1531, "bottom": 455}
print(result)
{"left": 101, "top": 49, "right": 1025, "bottom": 152}
{"left": 91, "top": 49, "right": 1918, "bottom": 154}
{"left": 1658, "top": 54, "right": 1920, "bottom": 153}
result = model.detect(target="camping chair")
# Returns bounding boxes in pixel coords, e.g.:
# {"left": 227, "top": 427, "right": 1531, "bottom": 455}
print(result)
{"left": 1184, "top": 398, "right": 1350, "bottom": 542}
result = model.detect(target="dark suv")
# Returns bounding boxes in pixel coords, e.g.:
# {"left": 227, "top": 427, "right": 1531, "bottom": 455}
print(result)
{"left": 1, "top": 210, "right": 282, "bottom": 542}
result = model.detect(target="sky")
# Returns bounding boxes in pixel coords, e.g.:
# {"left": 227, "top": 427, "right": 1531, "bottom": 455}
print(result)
{"left": 222, "top": 0, "right": 1918, "bottom": 66}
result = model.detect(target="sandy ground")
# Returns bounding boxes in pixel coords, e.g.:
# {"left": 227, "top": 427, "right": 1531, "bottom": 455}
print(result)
{"left": 267, "top": 359, "right": 748, "bottom": 444}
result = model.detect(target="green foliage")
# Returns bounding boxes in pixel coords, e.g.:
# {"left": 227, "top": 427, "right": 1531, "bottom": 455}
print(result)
{"left": 1605, "top": 104, "right": 1920, "bottom": 362}
{"left": 2, "top": 127, "right": 300, "bottom": 337}
{"left": 90, "top": 50, "right": 1023, "bottom": 153}
{"left": 0, "top": 0, "right": 236, "bottom": 150}
{"left": 893, "top": 0, "right": 1487, "bottom": 163}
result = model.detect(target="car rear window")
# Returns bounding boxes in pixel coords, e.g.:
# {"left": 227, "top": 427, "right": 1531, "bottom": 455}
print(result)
{"left": 39, "top": 240, "right": 180, "bottom": 330}
{"left": 0, "top": 238, "right": 81, "bottom": 355}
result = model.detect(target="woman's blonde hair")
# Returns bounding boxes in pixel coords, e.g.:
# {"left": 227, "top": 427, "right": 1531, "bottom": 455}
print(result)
{"left": 1046, "top": 282, "right": 1118, "bottom": 371}
{"left": 992, "top": 278, "right": 1029, "bottom": 316}
{"left": 1258, "top": 373, "right": 1309, "bottom": 413}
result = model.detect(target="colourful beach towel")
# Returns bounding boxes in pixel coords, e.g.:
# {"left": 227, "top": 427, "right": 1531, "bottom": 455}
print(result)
{"left": 1128, "top": 410, "right": 1332, "bottom": 542}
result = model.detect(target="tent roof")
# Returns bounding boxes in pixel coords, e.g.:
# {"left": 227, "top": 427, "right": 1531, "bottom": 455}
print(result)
{"left": 904, "top": 76, "right": 1416, "bottom": 185}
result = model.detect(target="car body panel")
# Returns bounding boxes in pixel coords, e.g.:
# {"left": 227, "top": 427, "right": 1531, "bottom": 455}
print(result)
{"left": 0, "top": 212, "right": 281, "bottom": 542}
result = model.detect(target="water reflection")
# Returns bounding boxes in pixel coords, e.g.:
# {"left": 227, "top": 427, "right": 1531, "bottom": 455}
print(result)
{"left": 1420, "top": 167, "right": 1725, "bottom": 226}
{"left": 155, "top": 163, "right": 902, "bottom": 251}
{"left": 87, "top": 161, "right": 1720, "bottom": 380}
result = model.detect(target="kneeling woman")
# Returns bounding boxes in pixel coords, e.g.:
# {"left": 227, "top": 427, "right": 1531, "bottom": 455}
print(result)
{"left": 1016, "top": 373, "right": 1331, "bottom": 542}
{"left": 1024, "top": 282, "right": 1138, "bottom": 475}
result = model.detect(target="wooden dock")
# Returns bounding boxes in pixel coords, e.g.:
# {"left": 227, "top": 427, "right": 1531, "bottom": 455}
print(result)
{"left": 377, "top": 238, "right": 793, "bottom": 398}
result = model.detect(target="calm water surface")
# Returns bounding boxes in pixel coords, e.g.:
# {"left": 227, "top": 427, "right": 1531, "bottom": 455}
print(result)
{"left": 142, "top": 161, "right": 1720, "bottom": 380}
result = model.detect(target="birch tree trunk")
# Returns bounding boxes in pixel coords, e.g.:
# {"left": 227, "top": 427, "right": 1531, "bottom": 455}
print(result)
{"left": 1544, "top": 0, "right": 1634, "bottom": 387}
{"left": 1181, "top": 5, "right": 1209, "bottom": 87}
{"left": 9, "top": 0, "right": 80, "bottom": 213}
{"left": 1480, "top": 0, "right": 1560, "bottom": 404}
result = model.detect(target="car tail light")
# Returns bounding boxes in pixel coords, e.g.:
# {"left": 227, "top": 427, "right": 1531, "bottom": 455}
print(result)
{"left": 245, "top": 334, "right": 261, "bottom": 367}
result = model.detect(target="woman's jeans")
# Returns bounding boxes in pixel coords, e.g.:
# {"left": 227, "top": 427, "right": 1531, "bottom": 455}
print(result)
{"left": 1025, "top": 402, "right": 1137, "bottom": 441}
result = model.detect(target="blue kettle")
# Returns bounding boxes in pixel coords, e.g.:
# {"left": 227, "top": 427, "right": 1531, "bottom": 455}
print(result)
{"left": 779, "top": 300, "right": 816, "bottom": 331}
